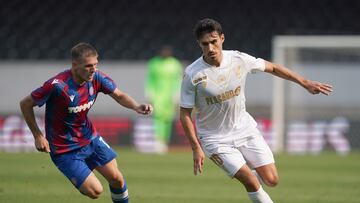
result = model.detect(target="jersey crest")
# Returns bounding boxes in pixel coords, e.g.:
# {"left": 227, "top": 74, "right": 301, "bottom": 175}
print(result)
{"left": 217, "top": 75, "right": 226, "bottom": 84}
{"left": 89, "top": 85, "right": 94, "bottom": 96}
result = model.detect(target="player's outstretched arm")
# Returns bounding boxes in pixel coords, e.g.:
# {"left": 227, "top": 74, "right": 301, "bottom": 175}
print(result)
{"left": 264, "top": 61, "right": 333, "bottom": 95}
{"left": 110, "top": 88, "right": 153, "bottom": 115}
{"left": 19, "top": 95, "right": 50, "bottom": 153}
{"left": 180, "top": 107, "right": 205, "bottom": 175}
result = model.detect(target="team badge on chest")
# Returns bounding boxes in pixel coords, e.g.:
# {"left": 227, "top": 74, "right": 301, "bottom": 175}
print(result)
{"left": 89, "top": 85, "right": 94, "bottom": 96}
{"left": 216, "top": 74, "right": 229, "bottom": 89}
{"left": 217, "top": 75, "right": 226, "bottom": 84}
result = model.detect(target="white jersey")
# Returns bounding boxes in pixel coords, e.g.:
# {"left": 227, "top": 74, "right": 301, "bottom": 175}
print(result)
{"left": 180, "top": 50, "right": 265, "bottom": 143}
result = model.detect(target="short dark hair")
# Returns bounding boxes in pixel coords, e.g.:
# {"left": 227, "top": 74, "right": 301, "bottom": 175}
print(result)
{"left": 71, "top": 42, "right": 98, "bottom": 62}
{"left": 193, "top": 18, "right": 223, "bottom": 40}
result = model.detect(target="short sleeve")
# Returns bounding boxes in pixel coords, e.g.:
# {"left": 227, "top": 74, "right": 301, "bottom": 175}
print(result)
{"left": 237, "top": 51, "right": 265, "bottom": 74}
{"left": 96, "top": 71, "right": 117, "bottom": 94}
{"left": 31, "top": 79, "right": 56, "bottom": 107}
{"left": 180, "top": 71, "right": 195, "bottom": 108}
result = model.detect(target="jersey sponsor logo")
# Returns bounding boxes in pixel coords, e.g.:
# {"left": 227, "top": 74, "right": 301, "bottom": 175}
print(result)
{"left": 68, "top": 99, "right": 95, "bottom": 113}
{"left": 192, "top": 75, "right": 207, "bottom": 84}
{"left": 205, "top": 86, "right": 241, "bottom": 105}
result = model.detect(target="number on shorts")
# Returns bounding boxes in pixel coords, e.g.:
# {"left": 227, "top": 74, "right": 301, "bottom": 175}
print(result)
{"left": 210, "top": 154, "right": 224, "bottom": 166}
{"left": 99, "top": 137, "right": 110, "bottom": 148}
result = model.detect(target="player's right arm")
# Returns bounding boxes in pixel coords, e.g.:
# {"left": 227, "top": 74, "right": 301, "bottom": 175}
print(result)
{"left": 180, "top": 107, "right": 205, "bottom": 175}
{"left": 110, "top": 88, "right": 153, "bottom": 115}
{"left": 19, "top": 95, "right": 50, "bottom": 153}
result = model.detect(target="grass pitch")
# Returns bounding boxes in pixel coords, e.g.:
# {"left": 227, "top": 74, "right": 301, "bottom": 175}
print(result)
{"left": 0, "top": 148, "right": 359, "bottom": 203}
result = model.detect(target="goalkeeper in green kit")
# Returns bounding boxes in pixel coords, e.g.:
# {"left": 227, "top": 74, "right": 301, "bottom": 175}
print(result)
{"left": 145, "top": 45, "right": 183, "bottom": 152}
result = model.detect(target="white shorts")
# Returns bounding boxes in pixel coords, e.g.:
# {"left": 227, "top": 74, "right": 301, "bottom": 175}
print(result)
{"left": 202, "top": 135, "right": 275, "bottom": 178}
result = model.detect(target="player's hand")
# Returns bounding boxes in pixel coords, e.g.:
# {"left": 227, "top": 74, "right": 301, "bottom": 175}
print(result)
{"left": 34, "top": 135, "right": 50, "bottom": 153}
{"left": 304, "top": 80, "right": 333, "bottom": 95}
{"left": 192, "top": 147, "right": 205, "bottom": 175}
{"left": 134, "top": 104, "right": 153, "bottom": 115}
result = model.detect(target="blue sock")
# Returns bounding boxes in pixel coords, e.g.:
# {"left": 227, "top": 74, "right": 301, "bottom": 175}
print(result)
{"left": 110, "top": 182, "right": 129, "bottom": 203}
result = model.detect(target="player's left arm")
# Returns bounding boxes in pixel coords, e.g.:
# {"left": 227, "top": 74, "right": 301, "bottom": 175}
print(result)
{"left": 110, "top": 88, "right": 153, "bottom": 115}
{"left": 264, "top": 61, "right": 333, "bottom": 95}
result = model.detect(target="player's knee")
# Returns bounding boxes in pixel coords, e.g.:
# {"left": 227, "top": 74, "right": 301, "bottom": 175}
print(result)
{"left": 108, "top": 171, "right": 124, "bottom": 185}
{"left": 81, "top": 185, "right": 103, "bottom": 199}
{"left": 87, "top": 187, "right": 103, "bottom": 199}
{"left": 264, "top": 174, "right": 279, "bottom": 187}
{"left": 234, "top": 171, "right": 259, "bottom": 192}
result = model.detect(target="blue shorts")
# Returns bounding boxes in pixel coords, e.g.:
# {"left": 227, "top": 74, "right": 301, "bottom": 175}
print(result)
{"left": 50, "top": 136, "right": 117, "bottom": 189}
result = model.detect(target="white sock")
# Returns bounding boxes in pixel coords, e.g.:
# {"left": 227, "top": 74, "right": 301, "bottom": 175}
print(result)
{"left": 252, "top": 170, "right": 264, "bottom": 185}
{"left": 248, "top": 186, "right": 273, "bottom": 203}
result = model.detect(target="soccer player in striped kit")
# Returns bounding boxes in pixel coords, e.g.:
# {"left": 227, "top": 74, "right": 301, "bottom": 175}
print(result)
{"left": 20, "top": 43, "right": 152, "bottom": 202}
{"left": 180, "top": 18, "right": 332, "bottom": 203}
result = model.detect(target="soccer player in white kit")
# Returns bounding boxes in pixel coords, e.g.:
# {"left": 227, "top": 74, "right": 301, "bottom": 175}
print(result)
{"left": 180, "top": 18, "right": 333, "bottom": 203}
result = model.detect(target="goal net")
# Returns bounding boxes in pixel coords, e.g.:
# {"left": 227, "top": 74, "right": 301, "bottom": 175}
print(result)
{"left": 272, "top": 36, "right": 360, "bottom": 154}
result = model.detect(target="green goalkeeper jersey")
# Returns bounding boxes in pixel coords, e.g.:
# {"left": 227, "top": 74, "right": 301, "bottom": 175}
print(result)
{"left": 146, "top": 56, "right": 182, "bottom": 119}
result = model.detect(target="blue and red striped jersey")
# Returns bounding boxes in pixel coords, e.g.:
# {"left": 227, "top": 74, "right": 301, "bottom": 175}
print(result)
{"left": 31, "top": 69, "right": 117, "bottom": 155}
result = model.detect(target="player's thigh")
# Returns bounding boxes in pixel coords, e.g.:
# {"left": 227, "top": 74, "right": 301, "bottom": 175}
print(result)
{"left": 239, "top": 136, "right": 275, "bottom": 169}
{"left": 96, "top": 159, "right": 124, "bottom": 185}
{"left": 203, "top": 145, "right": 247, "bottom": 178}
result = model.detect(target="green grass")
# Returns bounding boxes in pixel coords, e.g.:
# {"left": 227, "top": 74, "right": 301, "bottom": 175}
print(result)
{"left": 0, "top": 149, "right": 359, "bottom": 203}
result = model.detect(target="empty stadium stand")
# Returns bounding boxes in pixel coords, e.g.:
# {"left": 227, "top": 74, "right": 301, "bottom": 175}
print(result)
{"left": 1, "top": 0, "right": 360, "bottom": 61}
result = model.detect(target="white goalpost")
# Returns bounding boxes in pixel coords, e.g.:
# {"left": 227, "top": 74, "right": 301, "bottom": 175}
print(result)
{"left": 272, "top": 36, "right": 360, "bottom": 153}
